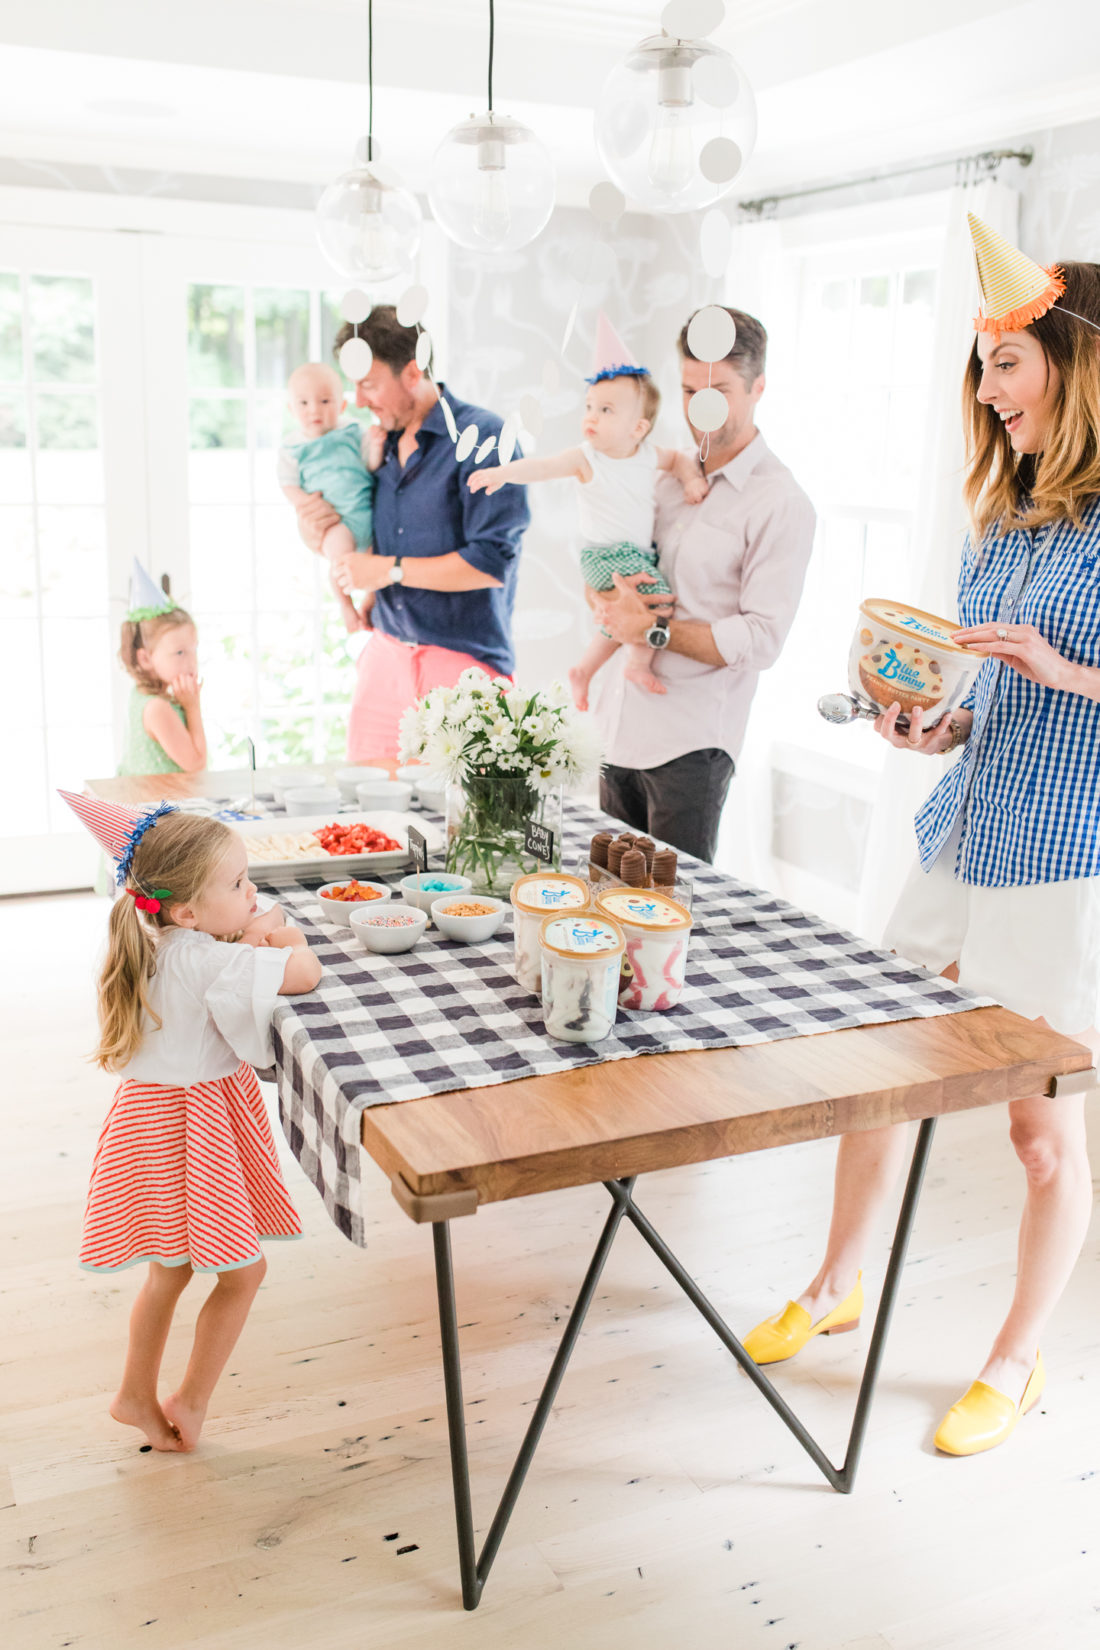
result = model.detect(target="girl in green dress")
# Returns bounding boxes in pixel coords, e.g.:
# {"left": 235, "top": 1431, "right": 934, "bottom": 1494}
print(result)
{"left": 118, "top": 603, "right": 207, "bottom": 776}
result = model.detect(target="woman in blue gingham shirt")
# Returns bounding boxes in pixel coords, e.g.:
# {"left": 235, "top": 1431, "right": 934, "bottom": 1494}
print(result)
{"left": 742, "top": 250, "right": 1100, "bottom": 1461}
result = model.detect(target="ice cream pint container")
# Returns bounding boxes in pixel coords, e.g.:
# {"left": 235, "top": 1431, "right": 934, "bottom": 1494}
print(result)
{"left": 595, "top": 889, "right": 693, "bottom": 1011}
{"left": 847, "top": 599, "right": 979, "bottom": 721}
{"left": 510, "top": 872, "right": 590, "bottom": 994}
{"left": 538, "top": 914, "right": 625, "bottom": 1044}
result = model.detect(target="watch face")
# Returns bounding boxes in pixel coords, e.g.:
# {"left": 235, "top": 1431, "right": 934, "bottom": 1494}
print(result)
{"left": 647, "top": 623, "right": 670, "bottom": 649}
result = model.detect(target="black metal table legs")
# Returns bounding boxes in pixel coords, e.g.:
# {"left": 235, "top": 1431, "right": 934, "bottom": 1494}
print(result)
{"left": 431, "top": 1118, "right": 938, "bottom": 1609}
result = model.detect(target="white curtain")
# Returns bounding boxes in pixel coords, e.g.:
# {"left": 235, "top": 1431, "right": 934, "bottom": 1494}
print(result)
{"left": 856, "top": 176, "right": 1019, "bottom": 940}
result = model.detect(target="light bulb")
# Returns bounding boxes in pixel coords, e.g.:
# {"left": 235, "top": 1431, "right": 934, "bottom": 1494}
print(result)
{"left": 647, "top": 106, "right": 695, "bottom": 197}
{"left": 474, "top": 137, "right": 512, "bottom": 246}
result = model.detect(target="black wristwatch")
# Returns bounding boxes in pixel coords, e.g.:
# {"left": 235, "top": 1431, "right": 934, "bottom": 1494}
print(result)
{"left": 645, "top": 618, "right": 671, "bottom": 649}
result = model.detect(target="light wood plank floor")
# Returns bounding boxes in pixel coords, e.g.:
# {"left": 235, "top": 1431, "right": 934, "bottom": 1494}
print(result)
{"left": 2, "top": 892, "right": 1098, "bottom": 1650}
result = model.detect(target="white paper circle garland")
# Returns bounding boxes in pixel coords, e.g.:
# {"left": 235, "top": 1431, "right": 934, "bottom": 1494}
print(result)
{"left": 700, "top": 208, "right": 733, "bottom": 279}
{"left": 686, "top": 305, "right": 737, "bottom": 362}
{"left": 561, "top": 299, "right": 579, "bottom": 354}
{"left": 475, "top": 435, "right": 497, "bottom": 463}
{"left": 455, "top": 424, "right": 479, "bottom": 461}
{"left": 699, "top": 136, "right": 744, "bottom": 185}
{"left": 519, "top": 394, "right": 543, "bottom": 438}
{"left": 542, "top": 359, "right": 560, "bottom": 395}
{"left": 687, "top": 386, "right": 728, "bottom": 432}
{"left": 339, "top": 289, "right": 371, "bottom": 324}
{"left": 396, "top": 284, "right": 429, "bottom": 327}
{"left": 661, "top": 0, "right": 725, "bottom": 36}
{"left": 694, "top": 52, "right": 740, "bottom": 108}
{"left": 439, "top": 395, "right": 458, "bottom": 442}
{"left": 497, "top": 413, "right": 519, "bottom": 466}
{"left": 338, "top": 336, "right": 373, "bottom": 380}
{"left": 588, "top": 181, "right": 626, "bottom": 226}
{"left": 415, "top": 329, "right": 432, "bottom": 371}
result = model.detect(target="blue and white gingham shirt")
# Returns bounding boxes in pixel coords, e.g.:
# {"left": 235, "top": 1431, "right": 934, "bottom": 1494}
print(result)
{"left": 916, "top": 495, "right": 1100, "bottom": 887}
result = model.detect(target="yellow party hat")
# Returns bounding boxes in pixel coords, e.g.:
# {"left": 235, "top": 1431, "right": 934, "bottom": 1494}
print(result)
{"left": 968, "top": 214, "right": 1065, "bottom": 333}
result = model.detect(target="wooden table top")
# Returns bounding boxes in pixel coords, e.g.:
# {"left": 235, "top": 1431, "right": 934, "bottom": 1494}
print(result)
{"left": 84, "top": 761, "right": 396, "bottom": 807}
{"left": 362, "top": 1005, "right": 1092, "bottom": 1218}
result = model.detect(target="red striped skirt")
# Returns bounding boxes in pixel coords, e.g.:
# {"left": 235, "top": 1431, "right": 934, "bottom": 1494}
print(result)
{"left": 80, "top": 1062, "right": 302, "bottom": 1273}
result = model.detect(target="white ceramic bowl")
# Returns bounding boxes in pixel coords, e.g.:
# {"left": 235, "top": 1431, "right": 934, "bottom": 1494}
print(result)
{"left": 334, "top": 765, "right": 390, "bottom": 801}
{"left": 350, "top": 901, "right": 427, "bottom": 954}
{"left": 430, "top": 894, "right": 508, "bottom": 943}
{"left": 414, "top": 774, "right": 448, "bottom": 812}
{"left": 316, "top": 879, "right": 391, "bottom": 926}
{"left": 355, "top": 778, "right": 413, "bottom": 811}
{"left": 282, "top": 784, "right": 342, "bottom": 814}
{"left": 395, "top": 764, "right": 428, "bottom": 788}
{"left": 271, "top": 769, "right": 322, "bottom": 807}
{"left": 399, "top": 871, "right": 473, "bottom": 914}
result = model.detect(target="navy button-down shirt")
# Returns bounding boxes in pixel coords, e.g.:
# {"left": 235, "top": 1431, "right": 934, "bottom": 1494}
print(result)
{"left": 369, "top": 386, "right": 529, "bottom": 677}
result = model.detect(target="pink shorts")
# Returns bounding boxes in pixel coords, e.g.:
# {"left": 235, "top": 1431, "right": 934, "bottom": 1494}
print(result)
{"left": 347, "top": 629, "right": 507, "bottom": 763}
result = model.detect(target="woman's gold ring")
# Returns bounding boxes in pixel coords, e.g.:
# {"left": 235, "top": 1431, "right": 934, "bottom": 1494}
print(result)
{"left": 996, "top": 626, "right": 1008, "bottom": 641}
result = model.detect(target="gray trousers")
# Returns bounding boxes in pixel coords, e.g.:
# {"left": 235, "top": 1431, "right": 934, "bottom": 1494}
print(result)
{"left": 599, "top": 747, "right": 735, "bottom": 865}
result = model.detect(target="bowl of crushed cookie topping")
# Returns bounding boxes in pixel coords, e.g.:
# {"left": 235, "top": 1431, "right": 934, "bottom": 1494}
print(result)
{"left": 820, "top": 599, "right": 981, "bottom": 728}
{"left": 430, "top": 895, "right": 508, "bottom": 942}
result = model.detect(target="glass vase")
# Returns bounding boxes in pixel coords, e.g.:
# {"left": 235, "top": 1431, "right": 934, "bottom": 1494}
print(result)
{"left": 445, "top": 774, "right": 562, "bottom": 895}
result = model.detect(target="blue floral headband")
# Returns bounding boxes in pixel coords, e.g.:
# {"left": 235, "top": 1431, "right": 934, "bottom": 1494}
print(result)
{"left": 116, "top": 801, "right": 177, "bottom": 887}
{"left": 585, "top": 364, "right": 652, "bottom": 385}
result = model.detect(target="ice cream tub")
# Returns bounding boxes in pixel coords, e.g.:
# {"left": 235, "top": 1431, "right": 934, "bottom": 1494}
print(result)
{"left": 538, "top": 914, "right": 625, "bottom": 1045}
{"left": 510, "top": 872, "right": 590, "bottom": 994}
{"left": 847, "top": 599, "right": 980, "bottom": 722}
{"left": 595, "top": 888, "right": 693, "bottom": 1011}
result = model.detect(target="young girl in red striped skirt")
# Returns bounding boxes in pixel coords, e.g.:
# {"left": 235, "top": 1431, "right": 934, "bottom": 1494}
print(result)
{"left": 68, "top": 797, "right": 322, "bottom": 1453}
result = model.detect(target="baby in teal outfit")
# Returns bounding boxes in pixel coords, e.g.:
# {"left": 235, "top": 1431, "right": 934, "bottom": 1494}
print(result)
{"left": 278, "top": 363, "right": 385, "bottom": 632}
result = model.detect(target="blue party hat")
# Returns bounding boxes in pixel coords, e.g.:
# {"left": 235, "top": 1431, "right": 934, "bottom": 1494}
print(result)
{"left": 127, "top": 558, "right": 174, "bottom": 621}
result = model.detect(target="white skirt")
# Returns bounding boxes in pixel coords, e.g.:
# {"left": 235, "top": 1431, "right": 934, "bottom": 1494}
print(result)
{"left": 883, "top": 827, "right": 1100, "bottom": 1036}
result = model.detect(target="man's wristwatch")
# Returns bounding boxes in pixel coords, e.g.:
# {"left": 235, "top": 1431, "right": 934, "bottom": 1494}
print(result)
{"left": 645, "top": 618, "right": 671, "bottom": 649}
{"left": 387, "top": 557, "right": 405, "bottom": 585}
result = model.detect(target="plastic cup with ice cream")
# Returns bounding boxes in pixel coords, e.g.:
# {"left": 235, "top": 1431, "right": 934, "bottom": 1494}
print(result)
{"left": 846, "top": 599, "right": 980, "bottom": 723}
{"left": 595, "top": 888, "right": 693, "bottom": 1011}
{"left": 510, "top": 872, "right": 590, "bottom": 994}
{"left": 538, "top": 913, "right": 625, "bottom": 1044}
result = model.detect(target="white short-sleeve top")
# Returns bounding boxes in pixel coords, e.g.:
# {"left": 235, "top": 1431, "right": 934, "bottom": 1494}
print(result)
{"left": 576, "top": 440, "right": 658, "bottom": 552}
{"left": 118, "top": 929, "right": 292, "bottom": 1087}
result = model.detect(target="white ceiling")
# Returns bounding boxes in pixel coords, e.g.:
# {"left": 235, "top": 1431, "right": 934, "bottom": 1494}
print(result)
{"left": 1, "top": 0, "right": 1098, "bottom": 205}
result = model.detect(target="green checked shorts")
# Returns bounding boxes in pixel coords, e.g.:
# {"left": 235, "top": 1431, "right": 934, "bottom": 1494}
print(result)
{"left": 580, "top": 541, "right": 671, "bottom": 639}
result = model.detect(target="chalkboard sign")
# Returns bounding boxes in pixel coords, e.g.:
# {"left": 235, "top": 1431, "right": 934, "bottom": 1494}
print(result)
{"left": 407, "top": 825, "right": 428, "bottom": 876}
{"left": 524, "top": 817, "right": 555, "bottom": 865}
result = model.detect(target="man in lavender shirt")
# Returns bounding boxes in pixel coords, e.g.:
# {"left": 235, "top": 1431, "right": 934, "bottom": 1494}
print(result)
{"left": 590, "top": 308, "right": 816, "bottom": 863}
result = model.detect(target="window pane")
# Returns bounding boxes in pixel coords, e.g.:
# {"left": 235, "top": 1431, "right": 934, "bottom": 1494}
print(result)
{"left": 29, "top": 275, "right": 96, "bottom": 384}
{"left": 189, "top": 612, "right": 256, "bottom": 766}
{"left": 903, "top": 268, "right": 936, "bottom": 311}
{"left": 187, "top": 284, "right": 246, "bottom": 388}
{"left": 189, "top": 505, "right": 255, "bottom": 609}
{"left": 254, "top": 505, "right": 318, "bottom": 611}
{"left": 35, "top": 391, "right": 99, "bottom": 450}
{"left": 189, "top": 397, "right": 247, "bottom": 450}
{"left": 0, "top": 388, "right": 26, "bottom": 447}
{"left": 0, "top": 507, "right": 36, "bottom": 616}
{"left": 321, "top": 292, "right": 346, "bottom": 368}
{"left": 37, "top": 507, "right": 110, "bottom": 617}
{"left": 0, "top": 272, "right": 22, "bottom": 381}
{"left": 254, "top": 288, "right": 310, "bottom": 390}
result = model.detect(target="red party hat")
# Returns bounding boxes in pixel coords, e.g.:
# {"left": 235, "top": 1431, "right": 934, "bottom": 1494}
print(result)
{"left": 58, "top": 790, "right": 177, "bottom": 882}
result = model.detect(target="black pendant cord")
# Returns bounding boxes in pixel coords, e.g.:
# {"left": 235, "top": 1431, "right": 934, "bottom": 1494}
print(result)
{"left": 487, "top": 0, "right": 495, "bottom": 116}
{"left": 367, "top": 0, "right": 374, "bottom": 161}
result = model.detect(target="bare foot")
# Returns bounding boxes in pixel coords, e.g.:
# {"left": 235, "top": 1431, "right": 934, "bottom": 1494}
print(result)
{"left": 568, "top": 666, "right": 590, "bottom": 712}
{"left": 162, "top": 1391, "right": 207, "bottom": 1452}
{"left": 109, "top": 1391, "right": 185, "bottom": 1452}
{"left": 623, "top": 667, "right": 667, "bottom": 696}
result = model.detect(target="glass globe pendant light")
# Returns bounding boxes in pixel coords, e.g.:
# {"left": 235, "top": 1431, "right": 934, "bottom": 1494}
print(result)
{"left": 428, "top": 1, "right": 555, "bottom": 253}
{"left": 594, "top": 5, "right": 757, "bottom": 214}
{"left": 314, "top": 0, "right": 421, "bottom": 283}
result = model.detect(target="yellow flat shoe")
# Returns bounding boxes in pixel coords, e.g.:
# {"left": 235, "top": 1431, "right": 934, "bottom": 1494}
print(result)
{"left": 933, "top": 1351, "right": 1046, "bottom": 1457}
{"left": 742, "top": 1275, "right": 863, "bottom": 1366}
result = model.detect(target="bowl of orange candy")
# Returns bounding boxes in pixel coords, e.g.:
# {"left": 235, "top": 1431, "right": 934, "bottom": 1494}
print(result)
{"left": 316, "top": 879, "right": 392, "bottom": 926}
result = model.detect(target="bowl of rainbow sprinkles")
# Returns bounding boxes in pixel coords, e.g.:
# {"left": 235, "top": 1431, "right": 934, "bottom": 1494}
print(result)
{"left": 819, "top": 599, "right": 981, "bottom": 730}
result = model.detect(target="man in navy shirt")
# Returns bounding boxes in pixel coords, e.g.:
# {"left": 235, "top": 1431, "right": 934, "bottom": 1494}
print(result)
{"left": 294, "top": 306, "right": 529, "bottom": 761}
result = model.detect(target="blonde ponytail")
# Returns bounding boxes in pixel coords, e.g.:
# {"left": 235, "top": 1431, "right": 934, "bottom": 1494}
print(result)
{"left": 93, "top": 811, "right": 234, "bottom": 1072}
{"left": 95, "top": 894, "right": 161, "bottom": 1071}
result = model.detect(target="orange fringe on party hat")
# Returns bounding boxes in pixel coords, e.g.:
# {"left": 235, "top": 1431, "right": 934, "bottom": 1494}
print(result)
{"left": 975, "top": 266, "right": 1066, "bottom": 333}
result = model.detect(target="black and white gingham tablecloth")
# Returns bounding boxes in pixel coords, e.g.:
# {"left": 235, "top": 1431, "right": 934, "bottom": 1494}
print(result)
{"left": 266, "top": 805, "right": 993, "bottom": 1247}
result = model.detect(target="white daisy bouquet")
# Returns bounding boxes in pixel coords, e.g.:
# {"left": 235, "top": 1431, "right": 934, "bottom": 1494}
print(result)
{"left": 398, "top": 671, "right": 603, "bottom": 890}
